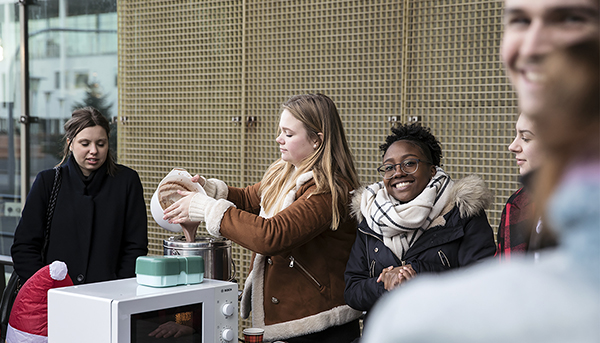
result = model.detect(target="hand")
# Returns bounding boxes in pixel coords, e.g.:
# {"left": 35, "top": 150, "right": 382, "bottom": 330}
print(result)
{"left": 376, "top": 264, "right": 417, "bottom": 291}
{"left": 163, "top": 190, "right": 199, "bottom": 224}
{"left": 190, "top": 174, "right": 206, "bottom": 187}
{"left": 148, "top": 321, "right": 194, "bottom": 338}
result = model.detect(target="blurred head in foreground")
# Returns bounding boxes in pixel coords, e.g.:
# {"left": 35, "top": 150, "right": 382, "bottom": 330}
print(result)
{"left": 530, "top": 39, "right": 600, "bottom": 217}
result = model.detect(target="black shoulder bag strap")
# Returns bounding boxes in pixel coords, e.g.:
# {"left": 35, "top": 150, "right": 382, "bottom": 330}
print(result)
{"left": 41, "top": 166, "right": 62, "bottom": 264}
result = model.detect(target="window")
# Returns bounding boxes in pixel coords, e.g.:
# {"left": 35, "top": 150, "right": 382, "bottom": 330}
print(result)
{"left": 75, "top": 72, "right": 88, "bottom": 89}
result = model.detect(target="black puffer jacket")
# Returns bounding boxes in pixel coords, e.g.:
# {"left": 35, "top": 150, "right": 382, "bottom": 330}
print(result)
{"left": 344, "top": 175, "right": 496, "bottom": 312}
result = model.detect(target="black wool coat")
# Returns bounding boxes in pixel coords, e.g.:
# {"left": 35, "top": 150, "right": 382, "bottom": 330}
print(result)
{"left": 11, "top": 155, "right": 148, "bottom": 284}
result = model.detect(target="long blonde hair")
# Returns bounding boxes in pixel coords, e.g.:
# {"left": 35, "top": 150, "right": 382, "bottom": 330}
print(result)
{"left": 259, "top": 94, "right": 360, "bottom": 230}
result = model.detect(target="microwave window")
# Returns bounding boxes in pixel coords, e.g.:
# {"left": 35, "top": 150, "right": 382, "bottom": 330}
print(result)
{"left": 131, "top": 303, "right": 202, "bottom": 343}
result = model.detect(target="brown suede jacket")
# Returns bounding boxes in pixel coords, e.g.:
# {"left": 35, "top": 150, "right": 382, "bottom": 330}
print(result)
{"left": 203, "top": 174, "right": 361, "bottom": 341}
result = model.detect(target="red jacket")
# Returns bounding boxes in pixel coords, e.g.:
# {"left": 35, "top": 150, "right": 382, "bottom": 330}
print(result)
{"left": 496, "top": 187, "right": 534, "bottom": 260}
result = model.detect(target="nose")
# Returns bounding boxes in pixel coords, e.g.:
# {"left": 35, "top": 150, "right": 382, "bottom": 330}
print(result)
{"left": 518, "top": 20, "right": 552, "bottom": 61}
{"left": 391, "top": 164, "right": 407, "bottom": 178}
{"left": 508, "top": 137, "right": 521, "bottom": 153}
{"left": 275, "top": 132, "right": 284, "bottom": 145}
{"left": 89, "top": 144, "right": 98, "bottom": 154}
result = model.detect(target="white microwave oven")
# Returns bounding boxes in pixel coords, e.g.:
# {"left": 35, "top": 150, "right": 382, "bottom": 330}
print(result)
{"left": 47, "top": 278, "right": 238, "bottom": 343}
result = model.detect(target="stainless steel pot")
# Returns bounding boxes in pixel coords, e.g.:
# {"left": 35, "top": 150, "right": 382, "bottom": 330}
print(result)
{"left": 163, "top": 236, "right": 235, "bottom": 282}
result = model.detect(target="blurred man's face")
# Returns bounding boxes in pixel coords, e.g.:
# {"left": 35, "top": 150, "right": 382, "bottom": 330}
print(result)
{"left": 501, "top": 0, "right": 599, "bottom": 115}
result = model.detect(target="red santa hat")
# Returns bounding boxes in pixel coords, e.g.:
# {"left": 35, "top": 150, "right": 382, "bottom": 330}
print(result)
{"left": 6, "top": 261, "right": 73, "bottom": 343}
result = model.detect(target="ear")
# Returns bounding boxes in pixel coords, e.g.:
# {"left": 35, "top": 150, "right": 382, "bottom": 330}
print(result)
{"left": 430, "top": 165, "right": 437, "bottom": 178}
{"left": 315, "top": 132, "right": 324, "bottom": 145}
{"left": 67, "top": 138, "right": 72, "bottom": 151}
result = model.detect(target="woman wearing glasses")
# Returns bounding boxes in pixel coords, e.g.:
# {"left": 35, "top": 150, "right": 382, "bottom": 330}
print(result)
{"left": 162, "top": 94, "right": 362, "bottom": 343}
{"left": 344, "top": 123, "right": 496, "bottom": 314}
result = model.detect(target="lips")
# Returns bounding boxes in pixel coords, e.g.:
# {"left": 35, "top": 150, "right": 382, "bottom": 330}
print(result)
{"left": 87, "top": 158, "right": 99, "bottom": 163}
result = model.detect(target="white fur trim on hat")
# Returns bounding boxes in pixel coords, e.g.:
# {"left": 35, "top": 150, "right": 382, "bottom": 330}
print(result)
{"left": 6, "top": 323, "right": 47, "bottom": 343}
{"left": 49, "top": 261, "right": 68, "bottom": 281}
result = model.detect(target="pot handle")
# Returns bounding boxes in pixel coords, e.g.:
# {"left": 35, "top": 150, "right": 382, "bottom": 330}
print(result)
{"left": 229, "top": 259, "right": 237, "bottom": 283}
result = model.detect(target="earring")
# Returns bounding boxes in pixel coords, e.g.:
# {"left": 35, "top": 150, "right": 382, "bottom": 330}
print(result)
{"left": 313, "top": 144, "right": 318, "bottom": 149}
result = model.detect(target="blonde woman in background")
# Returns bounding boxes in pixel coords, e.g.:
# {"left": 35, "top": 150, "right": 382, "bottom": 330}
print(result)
{"left": 496, "top": 113, "right": 556, "bottom": 261}
{"left": 164, "top": 94, "right": 362, "bottom": 343}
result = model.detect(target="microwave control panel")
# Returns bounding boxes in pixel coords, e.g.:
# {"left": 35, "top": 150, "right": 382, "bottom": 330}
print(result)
{"left": 214, "top": 283, "right": 238, "bottom": 342}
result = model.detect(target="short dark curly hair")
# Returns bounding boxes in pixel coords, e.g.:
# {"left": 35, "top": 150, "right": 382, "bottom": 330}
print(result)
{"left": 379, "top": 123, "right": 442, "bottom": 166}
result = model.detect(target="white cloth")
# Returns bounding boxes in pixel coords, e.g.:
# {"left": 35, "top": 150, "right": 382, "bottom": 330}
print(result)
{"left": 361, "top": 167, "right": 453, "bottom": 259}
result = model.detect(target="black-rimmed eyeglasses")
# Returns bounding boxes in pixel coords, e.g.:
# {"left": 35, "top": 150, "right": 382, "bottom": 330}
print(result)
{"left": 377, "top": 159, "right": 432, "bottom": 179}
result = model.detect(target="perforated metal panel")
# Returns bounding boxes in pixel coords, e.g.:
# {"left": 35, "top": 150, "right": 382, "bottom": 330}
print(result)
{"left": 401, "top": 0, "right": 518, "bottom": 222}
{"left": 118, "top": 0, "right": 518, "bottom": 334}
{"left": 118, "top": 0, "right": 244, "bottom": 251}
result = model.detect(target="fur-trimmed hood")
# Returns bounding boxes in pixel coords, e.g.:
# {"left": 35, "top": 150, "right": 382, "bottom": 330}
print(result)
{"left": 351, "top": 174, "right": 492, "bottom": 223}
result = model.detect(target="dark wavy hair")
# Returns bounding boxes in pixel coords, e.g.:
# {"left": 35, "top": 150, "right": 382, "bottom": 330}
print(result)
{"left": 58, "top": 107, "right": 117, "bottom": 176}
{"left": 379, "top": 123, "right": 442, "bottom": 166}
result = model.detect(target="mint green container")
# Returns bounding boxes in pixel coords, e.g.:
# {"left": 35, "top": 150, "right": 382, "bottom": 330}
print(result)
{"left": 135, "top": 256, "right": 204, "bottom": 287}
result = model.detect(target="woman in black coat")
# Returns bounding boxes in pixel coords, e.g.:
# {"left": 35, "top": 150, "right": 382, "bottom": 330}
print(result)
{"left": 11, "top": 107, "right": 148, "bottom": 284}
{"left": 344, "top": 124, "right": 496, "bottom": 313}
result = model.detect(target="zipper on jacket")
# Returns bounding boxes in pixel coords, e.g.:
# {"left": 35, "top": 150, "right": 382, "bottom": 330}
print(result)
{"left": 289, "top": 256, "right": 321, "bottom": 288}
{"left": 358, "top": 227, "right": 384, "bottom": 242}
{"left": 369, "top": 260, "right": 376, "bottom": 278}
{"left": 438, "top": 249, "right": 451, "bottom": 268}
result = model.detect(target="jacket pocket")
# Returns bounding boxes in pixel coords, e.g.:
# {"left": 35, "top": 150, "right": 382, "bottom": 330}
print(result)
{"left": 438, "top": 249, "right": 451, "bottom": 268}
{"left": 289, "top": 256, "right": 323, "bottom": 290}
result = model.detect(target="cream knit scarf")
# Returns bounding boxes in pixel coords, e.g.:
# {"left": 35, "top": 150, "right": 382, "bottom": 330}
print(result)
{"left": 360, "top": 167, "right": 453, "bottom": 259}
